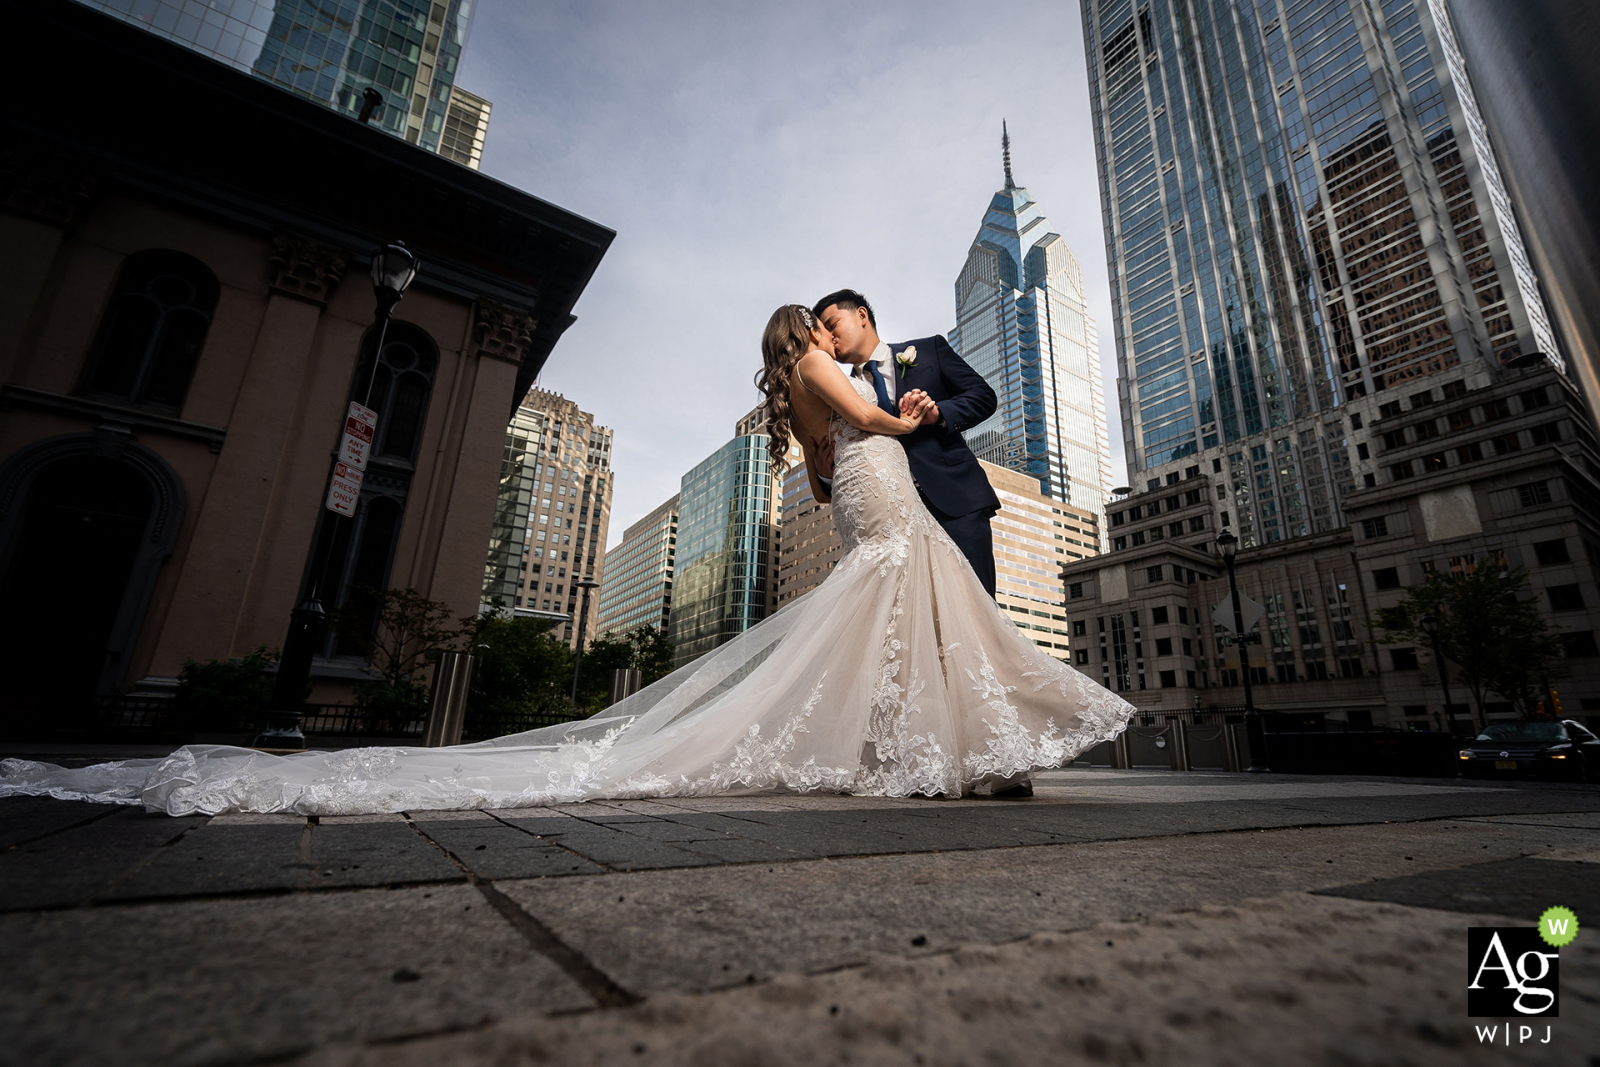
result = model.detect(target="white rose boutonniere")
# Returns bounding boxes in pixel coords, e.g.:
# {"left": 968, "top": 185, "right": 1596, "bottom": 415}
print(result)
{"left": 895, "top": 346, "right": 917, "bottom": 377}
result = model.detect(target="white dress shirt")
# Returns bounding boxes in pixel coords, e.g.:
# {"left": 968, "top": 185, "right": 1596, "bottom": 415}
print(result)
{"left": 855, "top": 341, "right": 894, "bottom": 391}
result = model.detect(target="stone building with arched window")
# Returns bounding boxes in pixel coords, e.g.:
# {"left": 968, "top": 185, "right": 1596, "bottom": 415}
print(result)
{"left": 0, "top": 2, "right": 611, "bottom": 722}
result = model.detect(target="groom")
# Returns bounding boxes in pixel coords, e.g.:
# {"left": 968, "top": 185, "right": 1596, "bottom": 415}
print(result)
{"left": 811, "top": 289, "right": 1001, "bottom": 592}
{"left": 811, "top": 290, "right": 1033, "bottom": 799}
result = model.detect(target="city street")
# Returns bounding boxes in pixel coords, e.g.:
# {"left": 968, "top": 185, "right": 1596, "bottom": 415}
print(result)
{"left": 2, "top": 763, "right": 1596, "bottom": 1066}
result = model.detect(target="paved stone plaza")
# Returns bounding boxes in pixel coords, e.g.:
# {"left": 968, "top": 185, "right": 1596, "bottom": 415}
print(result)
{"left": 3, "top": 762, "right": 1598, "bottom": 1066}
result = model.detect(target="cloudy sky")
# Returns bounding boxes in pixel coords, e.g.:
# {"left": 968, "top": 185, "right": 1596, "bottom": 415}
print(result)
{"left": 458, "top": 0, "right": 1124, "bottom": 546}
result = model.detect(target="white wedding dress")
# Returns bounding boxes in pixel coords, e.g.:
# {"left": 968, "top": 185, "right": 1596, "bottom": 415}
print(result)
{"left": 0, "top": 373, "right": 1136, "bottom": 815}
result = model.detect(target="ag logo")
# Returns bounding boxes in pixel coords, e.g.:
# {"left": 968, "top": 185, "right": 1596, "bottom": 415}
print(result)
{"left": 1468, "top": 927, "right": 1558, "bottom": 1017}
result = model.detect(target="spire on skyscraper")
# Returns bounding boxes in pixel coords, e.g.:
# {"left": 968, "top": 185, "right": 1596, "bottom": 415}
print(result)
{"left": 1002, "top": 120, "right": 1015, "bottom": 189}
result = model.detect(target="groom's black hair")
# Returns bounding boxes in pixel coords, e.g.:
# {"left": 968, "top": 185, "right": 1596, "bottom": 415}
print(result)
{"left": 813, "top": 289, "right": 876, "bottom": 329}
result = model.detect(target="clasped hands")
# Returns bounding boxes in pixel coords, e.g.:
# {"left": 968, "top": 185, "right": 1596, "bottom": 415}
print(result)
{"left": 899, "top": 388, "right": 940, "bottom": 427}
{"left": 809, "top": 390, "right": 939, "bottom": 488}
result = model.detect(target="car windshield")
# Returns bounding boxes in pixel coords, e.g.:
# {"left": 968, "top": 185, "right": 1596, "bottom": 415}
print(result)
{"left": 1475, "top": 722, "right": 1567, "bottom": 741}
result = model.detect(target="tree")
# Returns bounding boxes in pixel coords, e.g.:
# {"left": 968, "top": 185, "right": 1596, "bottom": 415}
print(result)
{"left": 336, "top": 586, "right": 469, "bottom": 717}
{"left": 628, "top": 626, "right": 677, "bottom": 685}
{"left": 174, "top": 646, "right": 285, "bottom": 731}
{"left": 465, "top": 609, "right": 579, "bottom": 735}
{"left": 575, "top": 632, "right": 636, "bottom": 712}
{"left": 1370, "top": 564, "right": 1562, "bottom": 729}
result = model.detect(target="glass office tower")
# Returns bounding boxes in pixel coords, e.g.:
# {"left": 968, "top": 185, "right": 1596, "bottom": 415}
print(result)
{"left": 75, "top": 0, "right": 276, "bottom": 70}
{"left": 1082, "top": 0, "right": 1561, "bottom": 541}
{"left": 667, "top": 435, "right": 773, "bottom": 667}
{"left": 76, "top": 0, "right": 489, "bottom": 163}
{"left": 951, "top": 128, "right": 1114, "bottom": 524}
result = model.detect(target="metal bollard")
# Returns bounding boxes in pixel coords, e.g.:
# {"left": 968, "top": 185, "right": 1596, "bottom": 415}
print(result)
{"left": 609, "top": 668, "right": 642, "bottom": 706}
{"left": 422, "top": 650, "right": 474, "bottom": 747}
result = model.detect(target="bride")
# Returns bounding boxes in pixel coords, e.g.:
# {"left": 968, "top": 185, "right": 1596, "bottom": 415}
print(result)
{"left": 0, "top": 305, "right": 1136, "bottom": 815}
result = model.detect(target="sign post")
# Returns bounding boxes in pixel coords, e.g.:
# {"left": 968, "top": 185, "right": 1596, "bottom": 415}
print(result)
{"left": 325, "top": 401, "right": 376, "bottom": 515}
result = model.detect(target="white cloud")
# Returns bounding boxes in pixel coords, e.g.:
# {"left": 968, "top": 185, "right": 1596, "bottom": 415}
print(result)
{"left": 459, "top": 0, "right": 1123, "bottom": 545}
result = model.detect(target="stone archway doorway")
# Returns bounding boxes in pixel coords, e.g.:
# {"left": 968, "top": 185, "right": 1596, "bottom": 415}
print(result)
{"left": 0, "top": 432, "right": 186, "bottom": 715}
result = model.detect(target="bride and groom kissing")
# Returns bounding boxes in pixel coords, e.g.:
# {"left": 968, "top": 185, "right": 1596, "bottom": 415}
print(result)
{"left": 0, "top": 290, "right": 1136, "bottom": 814}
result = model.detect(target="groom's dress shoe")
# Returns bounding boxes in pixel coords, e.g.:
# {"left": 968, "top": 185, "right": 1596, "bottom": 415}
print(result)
{"left": 991, "top": 780, "right": 1034, "bottom": 799}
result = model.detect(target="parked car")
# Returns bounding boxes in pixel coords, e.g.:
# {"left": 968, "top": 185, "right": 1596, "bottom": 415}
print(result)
{"left": 1457, "top": 720, "right": 1599, "bottom": 782}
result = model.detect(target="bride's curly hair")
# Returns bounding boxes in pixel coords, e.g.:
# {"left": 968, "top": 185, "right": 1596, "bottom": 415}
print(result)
{"left": 756, "top": 303, "right": 816, "bottom": 475}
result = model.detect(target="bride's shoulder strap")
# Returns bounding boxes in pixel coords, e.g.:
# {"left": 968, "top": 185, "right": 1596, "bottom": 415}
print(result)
{"left": 794, "top": 349, "right": 829, "bottom": 395}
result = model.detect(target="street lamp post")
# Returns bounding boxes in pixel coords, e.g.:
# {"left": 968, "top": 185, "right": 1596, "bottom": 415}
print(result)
{"left": 253, "top": 242, "right": 419, "bottom": 750}
{"left": 1419, "top": 612, "right": 1466, "bottom": 735}
{"left": 568, "top": 577, "right": 602, "bottom": 709}
{"left": 1215, "top": 530, "right": 1268, "bottom": 772}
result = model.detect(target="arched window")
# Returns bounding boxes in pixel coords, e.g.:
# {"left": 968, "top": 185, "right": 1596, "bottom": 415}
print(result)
{"left": 80, "top": 250, "right": 221, "bottom": 412}
{"left": 305, "top": 321, "right": 440, "bottom": 661}
{"left": 354, "top": 321, "right": 438, "bottom": 462}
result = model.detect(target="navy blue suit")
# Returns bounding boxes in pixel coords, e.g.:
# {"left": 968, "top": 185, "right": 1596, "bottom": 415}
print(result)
{"left": 888, "top": 335, "right": 1000, "bottom": 597}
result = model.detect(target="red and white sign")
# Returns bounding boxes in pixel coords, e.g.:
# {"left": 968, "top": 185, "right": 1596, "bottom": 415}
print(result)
{"left": 326, "top": 462, "right": 364, "bottom": 516}
{"left": 339, "top": 401, "right": 377, "bottom": 470}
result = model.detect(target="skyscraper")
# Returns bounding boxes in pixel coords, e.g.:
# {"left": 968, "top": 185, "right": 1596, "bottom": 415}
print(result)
{"left": 491, "top": 388, "right": 614, "bottom": 648}
{"left": 668, "top": 432, "right": 774, "bottom": 667}
{"left": 983, "top": 461, "right": 1102, "bottom": 660}
{"left": 481, "top": 403, "right": 548, "bottom": 614}
{"left": 595, "top": 494, "right": 678, "bottom": 638}
{"left": 75, "top": 0, "right": 493, "bottom": 167}
{"left": 1081, "top": 0, "right": 1563, "bottom": 546}
{"left": 950, "top": 125, "right": 1113, "bottom": 526}
{"left": 774, "top": 456, "right": 843, "bottom": 610}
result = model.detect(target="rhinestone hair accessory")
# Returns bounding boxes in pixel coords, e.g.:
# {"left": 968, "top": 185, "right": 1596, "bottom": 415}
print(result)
{"left": 796, "top": 305, "right": 814, "bottom": 329}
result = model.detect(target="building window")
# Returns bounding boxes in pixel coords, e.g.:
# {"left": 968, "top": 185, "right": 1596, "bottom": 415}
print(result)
{"left": 1519, "top": 481, "right": 1553, "bottom": 507}
{"left": 1530, "top": 423, "right": 1564, "bottom": 446}
{"left": 1155, "top": 637, "right": 1173, "bottom": 655}
{"left": 1075, "top": 649, "right": 1089, "bottom": 665}
{"left": 1304, "top": 660, "right": 1328, "bottom": 680}
{"left": 1533, "top": 539, "right": 1570, "bottom": 566}
{"left": 1548, "top": 584, "right": 1585, "bottom": 611}
{"left": 1071, "top": 619, "right": 1087, "bottom": 635}
{"left": 1151, "top": 606, "right": 1169, "bottom": 624}
{"left": 1390, "top": 649, "right": 1419, "bottom": 671}
{"left": 1356, "top": 442, "right": 1370, "bottom": 459}
{"left": 1389, "top": 462, "right": 1413, "bottom": 481}
{"left": 1361, "top": 516, "right": 1388, "bottom": 539}
{"left": 1379, "top": 401, "right": 1402, "bottom": 418}
{"left": 1146, "top": 566, "right": 1164, "bottom": 583}
{"left": 1562, "top": 632, "right": 1598, "bottom": 658}
{"left": 1158, "top": 669, "right": 1176, "bottom": 688}
{"left": 1372, "top": 567, "right": 1400, "bottom": 590}
{"left": 1069, "top": 582, "right": 1084, "bottom": 599}
{"left": 79, "top": 249, "right": 221, "bottom": 412}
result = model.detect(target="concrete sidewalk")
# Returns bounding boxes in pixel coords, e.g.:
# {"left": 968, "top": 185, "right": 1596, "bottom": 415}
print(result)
{"left": 3, "top": 768, "right": 1597, "bottom": 1065}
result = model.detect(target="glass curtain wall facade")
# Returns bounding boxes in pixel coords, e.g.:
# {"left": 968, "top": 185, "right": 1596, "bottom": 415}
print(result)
{"left": 76, "top": 0, "right": 487, "bottom": 158}
{"left": 1082, "top": 0, "right": 1561, "bottom": 545}
{"left": 252, "top": 0, "right": 476, "bottom": 152}
{"left": 950, "top": 148, "right": 1114, "bottom": 524}
{"left": 595, "top": 494, "right": 679, "bottom": 638}
{"left": 480, "top": 405, "right": 544, "bottom": 609}
{"left": 668, "top": 436, "right": 773, "bottom": 667}
{"left": 74, "top": 0, "right": 276, "bottom": 71}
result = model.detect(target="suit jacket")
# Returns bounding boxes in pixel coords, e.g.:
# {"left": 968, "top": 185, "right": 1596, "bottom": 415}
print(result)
{"left": 886, "top": 335, "right": 1000, "bottom": 518}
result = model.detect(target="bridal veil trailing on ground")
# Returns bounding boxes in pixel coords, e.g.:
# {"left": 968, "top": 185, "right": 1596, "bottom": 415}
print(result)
{"left": 0, "top": 372, "right": 1136, "bottom": 815}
